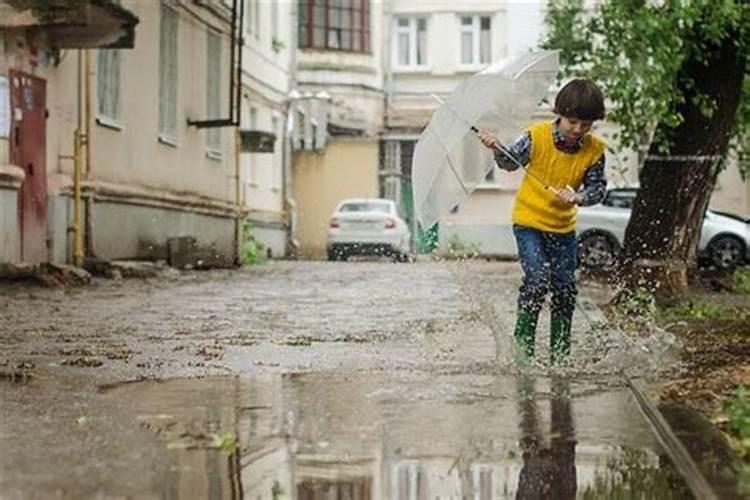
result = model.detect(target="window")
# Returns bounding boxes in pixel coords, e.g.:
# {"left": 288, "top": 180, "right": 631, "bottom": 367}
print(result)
{"left": 249, "top": 106, "right": 258, "bottom": 181}
{"left": 394, "top": 17, "right": 426, "bottom": 68}
{"left": 299, "top": 0, "right": 370, "bottom": 53}
{"left": 206, "top": 30, "right": 222, "bottom": 153}
{"left": 159, "top": 4, "right": 178, "bottom": 142}
{"left": 245, "top": 0, "right": 260, "bottom": 39}
{"left": 459, "top": 15, "right": 491, "bottom": 66}
{"left": 97, "top": 50, "right": 120, "bottom": 123}
{"left": 270, "top": 0, "right": 279, "bottom": 44}
{"left": 271, "top": 116, "right": 280, "bottom": 188}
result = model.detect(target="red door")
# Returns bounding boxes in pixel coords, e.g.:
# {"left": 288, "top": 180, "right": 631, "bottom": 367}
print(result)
{"left": 9, "top": 71, "right": 47, "bottom": 263}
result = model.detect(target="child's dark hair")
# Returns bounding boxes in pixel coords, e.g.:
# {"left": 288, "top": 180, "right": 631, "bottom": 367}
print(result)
{"left": 553, "top": 79, "right": 605, "bottom": 121}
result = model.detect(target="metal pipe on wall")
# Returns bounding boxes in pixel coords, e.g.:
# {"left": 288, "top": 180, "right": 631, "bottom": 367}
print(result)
{"left": 72, "top": 50, "right": 85, "bottom": 267}
{"left": 84, "top": 49, "right": 95, "bottom": 259}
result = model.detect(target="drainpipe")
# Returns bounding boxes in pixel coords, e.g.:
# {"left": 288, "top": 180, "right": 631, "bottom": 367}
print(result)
{"left": 234, "top": 126, "right": 242, "bottom": 266}
{"left": 84, "top": 49, "right": 95, "bottom": 259}
{"left": 72, "top": 50, "right": 86, "bottom": 267}
{"left": 284, "top": 0, "right": 300, "bottom": 256}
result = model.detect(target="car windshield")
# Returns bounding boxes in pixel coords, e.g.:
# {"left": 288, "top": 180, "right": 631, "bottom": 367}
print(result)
{"left": 339, "top": 202, "right": 391, "bottom": 213}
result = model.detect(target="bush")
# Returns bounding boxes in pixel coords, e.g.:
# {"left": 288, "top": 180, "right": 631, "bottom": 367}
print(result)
{"left": 734, "top": 267, "right": 750, "bottom": 294}
{"left": 241, "top": 221, "right": 266, "bottom": 266}
{"left": 723, "top": 386, "right": 750, "bottom": 495}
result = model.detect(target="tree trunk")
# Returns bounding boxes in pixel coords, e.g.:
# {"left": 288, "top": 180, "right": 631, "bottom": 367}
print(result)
{"left": 619, "top": 25, "right": 744, "bottom": 303}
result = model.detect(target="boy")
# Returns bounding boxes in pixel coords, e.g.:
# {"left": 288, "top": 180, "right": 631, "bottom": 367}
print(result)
{"left": 477, "top": 78, "right": 607, "bottom": 364}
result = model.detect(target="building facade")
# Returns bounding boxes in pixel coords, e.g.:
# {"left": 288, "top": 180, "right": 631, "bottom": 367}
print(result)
{"left": 239, "top": 0, "right": 294, "bottom": 258}
{"left": 0, "top": 0, "right": 138, "bottom": 264}
{"left": 291, "top": 0, "right": 386, "bottom": 259}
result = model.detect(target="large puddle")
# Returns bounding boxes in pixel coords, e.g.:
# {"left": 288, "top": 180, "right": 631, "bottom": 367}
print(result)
{"left": 67, "top": 372, "right": 692, "bottom": 499}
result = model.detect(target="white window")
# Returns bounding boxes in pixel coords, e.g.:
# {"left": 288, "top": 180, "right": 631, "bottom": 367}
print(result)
{"left": 394, "top": 16, "right": 427, "bottom": 69}
{"left": 459, "top": 15, "right": 491, "bottom": 66}
{"left": 249, "top": 106, "right": 258, "bottom": 182}
{"left": 271, "top": 116, "right": 280, "bottom": 189}
{"left": 159, "top": 4, "right": 178, "bottom": 142}
{"left": 270, "top": 0, "right": 279, "bottom": 43}
{"left": 206, "top": 30, "right": 222, "bottom": 154}
{"left": 97, "top": 50, "right": 120, "bottom": 123}
{"left": 245, "top": 0, "right": 260, "bottom": 39}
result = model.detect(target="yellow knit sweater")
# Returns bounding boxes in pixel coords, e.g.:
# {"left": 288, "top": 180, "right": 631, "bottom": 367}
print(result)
{"left": 512, "top": 121, "right": 606, "bottom": 233}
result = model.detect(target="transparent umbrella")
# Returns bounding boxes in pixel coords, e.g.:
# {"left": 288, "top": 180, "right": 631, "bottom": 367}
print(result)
{"left": 412, "top": 50, "right": 560, "bottom": 229}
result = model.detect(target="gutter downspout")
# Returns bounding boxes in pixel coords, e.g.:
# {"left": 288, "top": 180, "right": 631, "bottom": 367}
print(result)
{"left": 284, "top": 0, "right": 300, "bottom": 256}
{"left": 73, "top": 50, "right": 86, "bottom": 267}
{"left": 84, "top": 49, "right": 95, "bottom": 259}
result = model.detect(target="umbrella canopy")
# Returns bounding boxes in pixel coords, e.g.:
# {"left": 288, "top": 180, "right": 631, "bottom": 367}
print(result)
{"left": 412, "top": 50, "right": 560, "bottom": 229}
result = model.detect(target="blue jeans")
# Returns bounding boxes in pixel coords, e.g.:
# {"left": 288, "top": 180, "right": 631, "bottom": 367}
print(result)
{"left": 513, "top": 225, "right": 578, "bottom": 319}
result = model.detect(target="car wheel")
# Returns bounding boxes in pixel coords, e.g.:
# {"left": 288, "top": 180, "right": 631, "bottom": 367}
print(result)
{"left": 327, "top": 248, "right": 346, "bottom": 262}
{"left": 578, "top": 233, "right": 616, "bottom": 270}
{"left": 707, "top": 235, "right": 744, "bottom": 269}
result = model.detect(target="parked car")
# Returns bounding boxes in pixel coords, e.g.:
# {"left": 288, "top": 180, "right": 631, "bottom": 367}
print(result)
{"left": 577, "top": 188, "right": 750, "bottom": 270}
{"left": 326, "top": 198, "right": 411, "bottom": 262}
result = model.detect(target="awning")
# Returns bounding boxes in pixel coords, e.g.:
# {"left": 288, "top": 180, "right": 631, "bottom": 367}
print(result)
{"left": 0, "top": 0, "right": 139, "bottom": 49}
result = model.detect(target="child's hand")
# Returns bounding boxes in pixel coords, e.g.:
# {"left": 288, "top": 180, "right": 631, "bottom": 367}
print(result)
{"left": 555, "top": 186, "right": 583, "bottom": 205}
{"left": 477, "top": 130, "right": 500, "bottom": 150}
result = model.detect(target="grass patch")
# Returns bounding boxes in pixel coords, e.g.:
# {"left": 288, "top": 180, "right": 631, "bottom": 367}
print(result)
{"left": 733, "top": 267, "right": 750, "bottom": 294}
{"left": 722, "top": 386, "right": 750, "bottom": 495}
{"left": 658, "top": 299, "right": 736, "bottom": 321}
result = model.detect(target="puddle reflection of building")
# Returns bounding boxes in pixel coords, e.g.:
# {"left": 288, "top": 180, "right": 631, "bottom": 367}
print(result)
{"left": 516, "top": 375, "right": 577, "bottom": 500}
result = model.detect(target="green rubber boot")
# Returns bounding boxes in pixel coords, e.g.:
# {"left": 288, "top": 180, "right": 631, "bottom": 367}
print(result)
{"left": 550, "top": 313, "right": 572, "bottom": 364}
{"left": 513, "top": 308, "right": 538, "bottom": 364}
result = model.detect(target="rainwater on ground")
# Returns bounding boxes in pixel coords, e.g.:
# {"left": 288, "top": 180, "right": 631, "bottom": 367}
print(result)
{"left": 0, "top": 261, "right": 716, "bottom": 498}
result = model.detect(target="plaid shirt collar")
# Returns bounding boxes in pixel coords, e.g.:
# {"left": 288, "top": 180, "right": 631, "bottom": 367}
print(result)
{"left": 552, "top": 118, "right": 584, "bottom": 153}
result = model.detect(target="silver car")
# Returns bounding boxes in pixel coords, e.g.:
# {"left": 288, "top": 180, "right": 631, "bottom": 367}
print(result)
{"left": 326, "top": 198, "right": 411, "bottom": 262}
{"left": 577, "top": 188, "right": 750, "bottom": 270}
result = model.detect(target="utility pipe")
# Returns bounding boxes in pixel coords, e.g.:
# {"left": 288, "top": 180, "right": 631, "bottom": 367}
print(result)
{"left": 73, "top": 50, "right": 85, "bottom": 267}
{"left": 84, "top": 49, "right": 95, "bottom": 258}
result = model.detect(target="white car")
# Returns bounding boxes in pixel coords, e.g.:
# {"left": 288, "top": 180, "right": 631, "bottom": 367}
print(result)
{"left": 326, "top": 198, "right": 411, "bottom": 262}
{"left": 577, "top": 188, "right": 750, "bottom": 270}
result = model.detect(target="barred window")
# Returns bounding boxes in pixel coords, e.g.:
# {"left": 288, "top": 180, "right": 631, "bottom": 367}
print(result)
{"left": 299, "top": 0, "right": 370, "bottom": 53}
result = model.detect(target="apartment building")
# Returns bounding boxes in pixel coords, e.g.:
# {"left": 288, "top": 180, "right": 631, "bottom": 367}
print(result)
{"left": 291, "top": 0, "right": 386, "bottom": 258}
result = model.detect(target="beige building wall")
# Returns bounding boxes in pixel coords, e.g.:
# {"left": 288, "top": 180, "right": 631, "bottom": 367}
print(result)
{"left": 293, "top": 140, "right": 379, "bottom": 258}
{"left": 44, "top": 0, "right": 239, "bottom": 263}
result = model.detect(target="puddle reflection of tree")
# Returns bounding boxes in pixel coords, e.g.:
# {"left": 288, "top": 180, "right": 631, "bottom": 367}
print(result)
{"left": 516, "top": 376, "right": 577, "bottom": 500}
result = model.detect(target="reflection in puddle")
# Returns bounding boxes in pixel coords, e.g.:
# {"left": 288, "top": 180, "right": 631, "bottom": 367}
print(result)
{"left": 100, "top": 373, "right": 693, "bottom": 499}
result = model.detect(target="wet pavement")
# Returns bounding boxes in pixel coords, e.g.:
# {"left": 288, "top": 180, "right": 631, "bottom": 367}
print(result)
{"left": 0, "top": 261, "right": 700, "bottom": 498}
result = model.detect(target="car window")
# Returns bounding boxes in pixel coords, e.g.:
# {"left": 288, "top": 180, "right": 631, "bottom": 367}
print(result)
{"left": 339, "top": 202, "right": 392, "bottom": 213}
{"left": 604, "top": 191, "right": 637, "bottom": 209}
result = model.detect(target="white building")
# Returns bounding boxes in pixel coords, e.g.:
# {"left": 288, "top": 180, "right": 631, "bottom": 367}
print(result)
{"left": 240, "top": 0, "right": 295, "bottom": 258}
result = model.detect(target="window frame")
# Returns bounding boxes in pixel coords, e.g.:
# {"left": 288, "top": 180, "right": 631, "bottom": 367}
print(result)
{"left": 96, "top": 49, "right": 121, "bottom": 127}
{"left": 205, "top": 29, "right": 222, "bottom": 157}
{"left": 392, "top": 15, "right": 428, "bottom": 71}
{"left": 458, "top": 14, "right": 492, "bottom": 68}
{"left": 159, "top": 3, "right": 179, "bottom": 145}
{"left": 298, "top": 0, "right": 371, "bottom": 53}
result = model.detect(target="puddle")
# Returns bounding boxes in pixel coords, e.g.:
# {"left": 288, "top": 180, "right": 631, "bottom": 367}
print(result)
{"left": 18, "top": 372, "right": 689, "bottom": 500}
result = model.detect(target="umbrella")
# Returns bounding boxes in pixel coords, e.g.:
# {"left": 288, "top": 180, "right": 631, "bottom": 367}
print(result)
{"left": 412, "top": 50, "right": 560, "bottom": 229}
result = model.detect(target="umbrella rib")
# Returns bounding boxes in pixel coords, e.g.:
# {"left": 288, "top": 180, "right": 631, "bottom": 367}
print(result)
{"left": 429, "top": 126, "right": 472, "bottom": 196}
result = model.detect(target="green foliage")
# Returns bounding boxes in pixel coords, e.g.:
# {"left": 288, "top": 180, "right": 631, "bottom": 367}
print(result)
{"left": 733, "top": 266, "right": 750, "bottom": 294}
{"left": 241, "top": 221, "right": 267, "bottom": 266}
{"left": 722, "top": 386, "right": 750, "bottom": 495}
{"left": 610, "top": 287, "right": 658, "bottom": 333}
{"left": 659, "top": 299, "right": 728, "bottom": 320}
{"left": 543, "top": 0, "right": 749, "bottom": 156}
{"left": 445, "top": 234, "right": 481, "bottom": 259}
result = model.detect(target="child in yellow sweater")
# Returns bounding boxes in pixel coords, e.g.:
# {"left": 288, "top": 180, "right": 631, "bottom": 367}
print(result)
{"left": 478, "top": 79, "right": 607, "bottom": 364}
